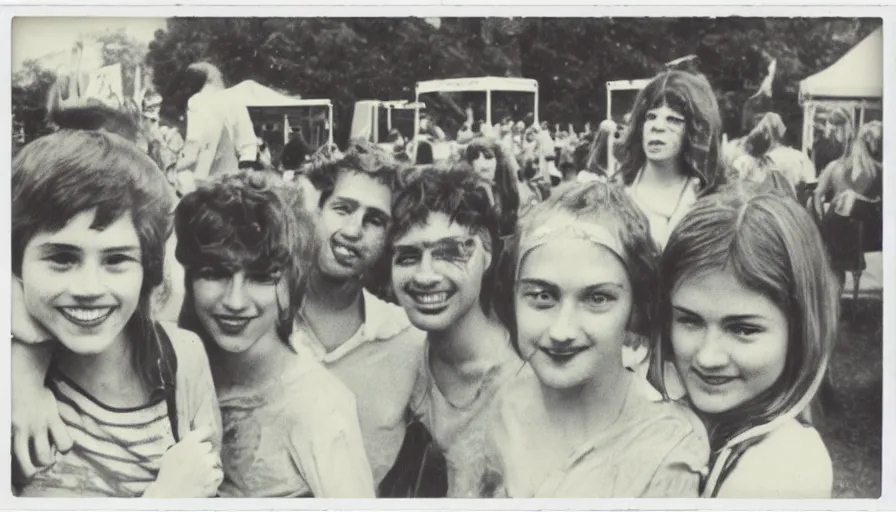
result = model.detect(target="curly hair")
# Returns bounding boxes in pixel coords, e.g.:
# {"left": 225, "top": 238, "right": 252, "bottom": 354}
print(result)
{"left": 616, "top": 70, "right": 724, "bottom": 192}
{"left": 305, "top": 139, "right": 403, "bottom": 209}
{"left": 494, "top": 180, "right": 660, "bottom": 355}
{"left": 175, "top": 171, "right": 314, "bottom": 345}
{"left": 390, "top": 163, "right": 501, "bottom": 315}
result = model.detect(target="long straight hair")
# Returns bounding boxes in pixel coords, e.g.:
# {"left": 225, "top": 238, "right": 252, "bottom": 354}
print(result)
{"left": 648, "top": 187, "right": 840, "bottom": 452}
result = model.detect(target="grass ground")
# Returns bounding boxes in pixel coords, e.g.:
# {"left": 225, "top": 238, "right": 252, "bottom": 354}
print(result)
{"left": 816, "top": 298, "right": 883, "bottom": 498}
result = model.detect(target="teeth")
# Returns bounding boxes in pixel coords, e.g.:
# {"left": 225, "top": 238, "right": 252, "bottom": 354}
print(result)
{"left": 417, "top": 292, "right": 448, "bottom": 305}
{"left": 61, "top": 308, "right": 112, "bottom": 322}
{"left": 333, "top": 245, "right": 357, "bottom": 259}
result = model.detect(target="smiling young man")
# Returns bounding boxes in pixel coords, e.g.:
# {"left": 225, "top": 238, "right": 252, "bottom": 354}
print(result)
{"left": 292, "top": 142, "right": 430, "bottom": 494}
{"left": 389, "top": 164, "right": 522, "bottom": 498}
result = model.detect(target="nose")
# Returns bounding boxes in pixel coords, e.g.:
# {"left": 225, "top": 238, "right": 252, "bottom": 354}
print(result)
{"left": 222, "top": 273, "right": 250, "bottom": 313}
{"left": 693, "top": 327, "right": 730, "bottom": 370}
{"left": 339, "top": 212, "right": 364, "bottom": 241}
{"left": 412, "top": 253, "right": 442, "bottom": 289}
{"left": 69, "top": 262, "right": 106, "bottom": 301}
{"left": 547, "top": 299, "right": 578, "bottom": 345}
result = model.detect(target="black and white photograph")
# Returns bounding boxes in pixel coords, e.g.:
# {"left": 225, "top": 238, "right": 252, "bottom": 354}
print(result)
{"left": 6, "top": 9, "right": 890, "bottom": 504}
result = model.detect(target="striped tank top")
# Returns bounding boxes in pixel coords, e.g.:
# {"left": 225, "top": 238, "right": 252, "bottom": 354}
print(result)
{"left": 17, "top": 369, "right": 176, "bottom": 497}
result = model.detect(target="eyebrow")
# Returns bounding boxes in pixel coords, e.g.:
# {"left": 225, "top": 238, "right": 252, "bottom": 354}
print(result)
{"left": 333, "top": 196, "right": 391, "bottom": 221}
{"left": 393, "top": 237, "right": 473, "bottom": 251}
{"left": 518, "top": 278, "right": 558, "bottom": 290}
{"left": 672, "top": 305, "right": 765, "bottom": 322}
{"left": 38, "top": 243, "right": 140, "bottom": 253}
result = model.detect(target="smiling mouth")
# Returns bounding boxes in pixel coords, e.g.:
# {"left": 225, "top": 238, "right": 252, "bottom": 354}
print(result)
{"left": 58, "top": 307, "right": 116, "bottom": 328}
{"left": 693, "top": 371, "right": 737, "bottom": 387}
{"left": 331, "top": 241, "right": 362, "bottom": 266}
{"left": 214, "top": 315, "right": 257, "bottom": 335}
{"left": 539, "top": 346, "right": 589, "bottom": 364}
{"left": 408, "top": 289, "right": 456, "bottom": 313}
{"left": 647, "top": 140, "right": 666, "bottom": 147}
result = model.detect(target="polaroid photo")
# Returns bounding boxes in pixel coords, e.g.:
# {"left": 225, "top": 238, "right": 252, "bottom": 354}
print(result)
{"left": 2, "top": 3, "right": 893, "bottom": 512}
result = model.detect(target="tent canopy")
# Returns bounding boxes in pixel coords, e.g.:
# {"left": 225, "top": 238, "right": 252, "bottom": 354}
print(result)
{"left": 226, "top": 80, "right": 330, "bottom": 108}
{"left": 800, "top": 27, "right": 883, "bottom": 100}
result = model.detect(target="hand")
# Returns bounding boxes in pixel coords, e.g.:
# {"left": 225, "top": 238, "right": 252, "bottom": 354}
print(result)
{"left": 12, "top": 381, "right": 73, "bottom": 479}
{"left": 11, "top": 277, "right": 51, "bottom": 344}
{"left": 175, "top": 171, "right": 197, "bottom": 196}
{"left": 143, "top": 426, "right": 223, "bottom": 498}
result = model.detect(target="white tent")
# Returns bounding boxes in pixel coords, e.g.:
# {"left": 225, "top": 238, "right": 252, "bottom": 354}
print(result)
{"left": 799, "top": 27, "right": 883, "bottom": 155}
{"left": 227, "top": 79, "right": 307, "bottom": 108}
{"left": 799, "top": 27, "right": 883, "bottom": 100}
{"left": 226, "top": 80, "right": 333, "bottom": 146}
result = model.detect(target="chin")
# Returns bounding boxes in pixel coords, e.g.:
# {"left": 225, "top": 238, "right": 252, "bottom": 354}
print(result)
{"left": 687, "top": 392, "right": 741, "bottom": 415}
{"left": 56, "top": 333, "right": 121, "bottom": 356}
{"left": 406, "top": 309, "right": 457, "bottom": 333}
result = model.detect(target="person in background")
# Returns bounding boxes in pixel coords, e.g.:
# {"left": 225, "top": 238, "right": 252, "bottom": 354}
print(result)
{"left": 615, "top": 70, "right": 724, "bottom": 250}
{"left": 649, "top": 186, "right": 837, "bottom": 498}
{"left": 731, "top": 112, "right": 813, "bottom": 190}
{"left": 280, "top": 127, "right": 312, "bottom": 172}
{"left": 174, "top": 62, "right": 257, "bottom": 195}
{"left": 811, "top": 106, "right": 853, "bottom": 175}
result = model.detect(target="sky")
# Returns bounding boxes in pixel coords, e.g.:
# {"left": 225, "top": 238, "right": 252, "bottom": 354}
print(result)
{"left": 11, "top": 17, "right": 167, "bottom": 71}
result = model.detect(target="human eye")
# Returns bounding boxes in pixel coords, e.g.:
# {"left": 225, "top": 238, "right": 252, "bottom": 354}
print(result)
{"left": 104, "top": 253, "right": 140, "bottom": 269}
{"left": 331, "top": 201, "right": 352, "bottom": 215}
{"left": 673, "top": 311, "right": 702, "bottom": 328}
{"left": 248, "top": 269, "right": 282, "bottom": 285}
{"left": 43, "top": 251, "right": 79, "bottom": 271}
{"left": 584, "top": 290, "right": 616, "bottom": 308}
{"left": 196, "top": 266, "right": 230, "bottom": 281}
{"left": 393, "top": 249, "right": 421, "bottom": 267}
{"left": 365, "top": 213, "right": 387, "bottom": 228}
{"left": 522, "top": 287, "right": 556, "bottom": 309}
{"left": 645, "top": 112, "right": 658, "bottom": 121}
{"left": 728, "top": 322, "right": 764, "bottom": 338}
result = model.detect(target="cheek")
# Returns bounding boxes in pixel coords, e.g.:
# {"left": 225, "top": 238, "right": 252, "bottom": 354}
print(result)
{"left": 361, "top": 227, "right": 387, "bottom": 257}
{"left": 390, "top": 265, "right": 415, "bottom": 290}
{"left": 514, "top": 299, "right": 548, "bottom": 351}
{"left": 191, "top": 281, "right": 223, "bottom": 316}
{"left": 737, "top": 335, "right": 788, "bottom": 386}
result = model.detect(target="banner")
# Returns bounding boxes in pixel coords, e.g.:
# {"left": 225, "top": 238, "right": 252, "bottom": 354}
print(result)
{"left": 83, "top": 63, "right": 124, "bottom": 108}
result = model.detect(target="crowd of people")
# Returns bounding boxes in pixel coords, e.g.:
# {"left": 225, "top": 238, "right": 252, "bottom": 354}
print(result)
{"left": 9, "top": 57, "right": 884, "bottom": 500}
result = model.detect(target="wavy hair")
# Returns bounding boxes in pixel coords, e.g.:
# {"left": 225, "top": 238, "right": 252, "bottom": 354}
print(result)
{"left": 390, "top": 163, "right": 501, "bottom": 315}
{"left": 648, "top": 188, "right": 840, "bottom": 452}
{"left": 617, "top": 70, "right": 724, "bottom": 191}
{"left": 175, "top": 171, "right": 314, "bottom": 347}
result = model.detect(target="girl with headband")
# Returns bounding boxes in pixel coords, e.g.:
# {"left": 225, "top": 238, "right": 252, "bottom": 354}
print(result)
{"left": 482, "top": 181, "right": 708, "bottom": 498}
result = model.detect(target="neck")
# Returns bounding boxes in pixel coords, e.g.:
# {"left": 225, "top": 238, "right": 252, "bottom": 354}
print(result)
{"left": 211, "top": 331, "right": 293, "bottom": 389}
{"left": 56, "top": 329, "right": 143, "bottom": 400}
{"left": 304, "top": 267, "right": 363, "bottom": 313}
{"left": 642, "top": 158, "right": 687, "bottom": 185}
{"left": 429, "top": 303, "right": 509, "bottom": 367}
{"left": 540, "top": 364, "right": 634, "bottom": 446}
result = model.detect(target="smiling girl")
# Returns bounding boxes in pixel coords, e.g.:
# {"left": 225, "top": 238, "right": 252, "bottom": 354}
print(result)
{"left": 482, "top": 181, "right": 709, "bottom": 498}
{"left": 616, "top": 70, "right": 724, "bottom": 250}
{"left": 649, "top": 186, "right": 839, "bottom": 498}
{"left": 12, "top": 129, "right": 222, "bottom": 497}
{"left": 175, "top": 171, "right": 375, "bottom": 498}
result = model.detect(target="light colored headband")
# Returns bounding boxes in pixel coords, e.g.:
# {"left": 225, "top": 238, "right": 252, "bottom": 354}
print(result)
{"left": 516, "top": 215, "right": 625, "bottom": 281}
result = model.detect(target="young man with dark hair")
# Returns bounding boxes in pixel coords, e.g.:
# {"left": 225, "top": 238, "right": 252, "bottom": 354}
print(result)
{"left": 389, "top": 164, "right": 522, "bottom": 498}
{"left": 293, "top": 142, "right": 430, "bottom": 494}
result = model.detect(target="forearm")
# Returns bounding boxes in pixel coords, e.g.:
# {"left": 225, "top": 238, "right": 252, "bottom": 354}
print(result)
{"left": 12, "top": 340, "right": 53, "bottom": 394}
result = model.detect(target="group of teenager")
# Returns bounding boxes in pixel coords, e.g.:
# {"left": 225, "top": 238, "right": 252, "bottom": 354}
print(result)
{"left": 11, "top": 66, "right": 842, "bottom": 499}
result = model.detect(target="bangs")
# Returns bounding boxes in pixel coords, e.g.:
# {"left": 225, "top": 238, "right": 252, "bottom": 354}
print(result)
{"left": 12, "top": 129, "right": 168, "bottom": 245}
{"left": 175, "top": 204, "right": 293, "bottom": 273}
{"left": 647, "top": 87, "right": 690, "bottom": 118}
